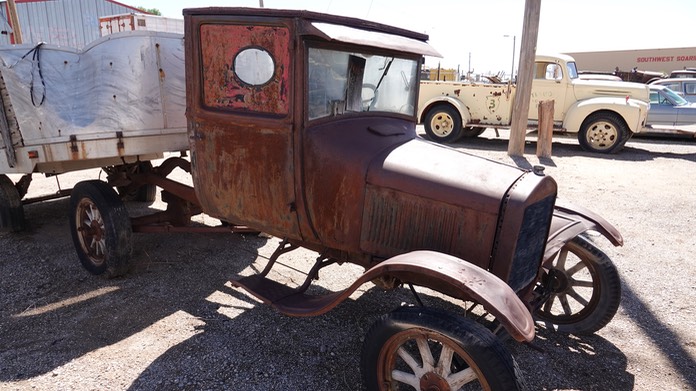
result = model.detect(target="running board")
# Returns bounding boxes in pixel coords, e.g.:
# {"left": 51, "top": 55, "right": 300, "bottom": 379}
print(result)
{"left": 231, "top": 275, "right": 347, "bottom": 317}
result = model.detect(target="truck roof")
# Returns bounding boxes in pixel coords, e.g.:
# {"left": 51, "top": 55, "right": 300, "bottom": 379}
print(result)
{"left": 535, "top": 53, "right": 576, "bottom": 64}
{"left": 182, "top": 7, "right": 440, "bottom": 57}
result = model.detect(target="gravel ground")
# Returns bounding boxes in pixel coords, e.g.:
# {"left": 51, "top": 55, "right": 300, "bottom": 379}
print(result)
{"left": 1, "top": 129, "right": 695, "bottom": 390}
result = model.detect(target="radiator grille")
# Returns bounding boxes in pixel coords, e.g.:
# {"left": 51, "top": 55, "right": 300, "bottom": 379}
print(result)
{"left": 507, "top": 195, "right": 555, "bottom": 292}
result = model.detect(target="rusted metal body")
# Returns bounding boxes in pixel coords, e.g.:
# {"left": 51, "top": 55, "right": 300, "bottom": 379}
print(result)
{"left": 181, "top": 7, "right": 568, "bottom": 344}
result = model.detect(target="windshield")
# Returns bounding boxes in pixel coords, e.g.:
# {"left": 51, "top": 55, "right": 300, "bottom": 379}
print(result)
{"left": 566, "top": 61, "right": 579, "bottom": 80}
{"left": 307, "top": 47, "right": 418, "bottom": 120}
{"left": 661, "top": 87, "right": 689, "bottom": 106}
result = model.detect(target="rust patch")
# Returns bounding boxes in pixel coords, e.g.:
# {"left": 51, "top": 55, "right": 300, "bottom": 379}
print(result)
{"left": 200, "top": 24, "right": 290, "bottom": 115}
{"left": 454, "top": 89, "right": 461, "bottom": 96}
{"left": 69, "top": 135, "right": 79, "bottom": 160}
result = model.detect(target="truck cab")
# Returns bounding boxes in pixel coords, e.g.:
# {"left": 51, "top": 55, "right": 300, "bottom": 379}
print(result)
{"left": 178, "top": 8, "right": 622, "bottom": 390}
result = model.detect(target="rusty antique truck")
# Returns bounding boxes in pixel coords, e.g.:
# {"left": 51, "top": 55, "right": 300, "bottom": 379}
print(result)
{"left": 418, "top": 54, "right": 651, "bottom": 153}
{"left": 36, "top": 8, "right": 624, "bottom": 390}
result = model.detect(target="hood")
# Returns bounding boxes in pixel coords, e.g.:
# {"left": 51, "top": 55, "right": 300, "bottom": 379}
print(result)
{"left": 366, "top": 139, "right": 526, "bottom": 214}
{"left": 572, "top": 79, "right": 650, "bottom": 103}
{"left": 361, "top": 138, "right": 557, "bottom": 270}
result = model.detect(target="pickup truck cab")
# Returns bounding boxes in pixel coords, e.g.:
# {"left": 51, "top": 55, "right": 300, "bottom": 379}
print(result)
{"left": 418, "top": 54, "right": 651, "bottom": 153}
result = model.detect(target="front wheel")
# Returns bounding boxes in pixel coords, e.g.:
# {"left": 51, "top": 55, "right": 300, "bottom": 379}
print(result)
{"left": 578, "top": 112, "right": 630, "bottom": 153}
{"left": 424, "top": 105, "right": 463, "bottom": 143}
{"left": 362, "top": 306, "right": 525, "bottom": 391}
{"left": 535, "top": 235, "right": 621, "bottom": 335}
{"left": 69, "top": 180, "right": 133, "bottom": 278}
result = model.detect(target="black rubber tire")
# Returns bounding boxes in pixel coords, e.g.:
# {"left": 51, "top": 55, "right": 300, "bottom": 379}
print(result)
{"left": 69, "top": 180, "right": 133, "bottom": 278}
{"left": 578, "top": 112, "right": 630, "bottom": 153}
{"left": 461, "top": 126, "right": 486, "bottom": 138}
{"left": 535, "top": 235, "right": 621, "bottom": 335}
{"left": 0, "top": 174, "right": 26, "bottom": 232}
{"left": 423, "top": 104, "right": 464, "bottom": 143}
{"left": 117, "top": 161, "right": 157, "bottom": 203}
{"left": 361, "top": 306, "right": 525, "bottom": 391}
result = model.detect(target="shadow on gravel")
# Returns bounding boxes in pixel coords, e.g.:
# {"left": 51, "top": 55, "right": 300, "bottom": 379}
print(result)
{"left": 0, "top": 197, "right": 269, "bottom": 382}
{"left": 620, "top": 281, "right": 696, "bottom": 389}
{"left": 121, "top": 278, "right": 638, "bottom": 391}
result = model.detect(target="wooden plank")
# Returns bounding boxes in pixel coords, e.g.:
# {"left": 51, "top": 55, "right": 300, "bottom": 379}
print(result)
{"left": 536, "top": 99, "right": 554, "bottom": 158}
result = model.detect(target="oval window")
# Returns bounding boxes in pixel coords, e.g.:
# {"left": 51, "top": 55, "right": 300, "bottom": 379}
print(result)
{"left": 234, "top": 47, "right": 275, "bottom": 86}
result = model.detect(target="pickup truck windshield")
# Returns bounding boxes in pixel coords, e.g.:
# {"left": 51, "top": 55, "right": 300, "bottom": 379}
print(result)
{"left": 308, "top": 47, "right": 418, "bottom": 120}
{"left": 567, "top": 61, "right": 579, "bottom": 79}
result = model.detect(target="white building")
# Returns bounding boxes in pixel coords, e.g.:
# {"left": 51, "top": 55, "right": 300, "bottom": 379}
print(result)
{"left": 567, "top": 47, "right": 696, "bottom": 75}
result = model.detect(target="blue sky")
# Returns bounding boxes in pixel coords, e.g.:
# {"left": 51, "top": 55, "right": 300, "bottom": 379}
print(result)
{"left": 134, "top": 0, "right": 696, "bottom": 74}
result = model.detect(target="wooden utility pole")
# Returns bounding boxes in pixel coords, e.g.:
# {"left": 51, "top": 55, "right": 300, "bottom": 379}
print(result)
{"left": 7, "top": 0, "right": 23, "bottom": 44}
{"left": 508, "top": 0, "right": 541, "bottom": 157}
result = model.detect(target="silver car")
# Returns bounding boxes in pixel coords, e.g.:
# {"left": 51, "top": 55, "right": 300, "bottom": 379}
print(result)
{"left": 646, "top": 84, "right": 696, "bottom": 136}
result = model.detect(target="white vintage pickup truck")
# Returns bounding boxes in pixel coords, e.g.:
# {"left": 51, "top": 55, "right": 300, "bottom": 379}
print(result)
{"left": 417, "top": 54, "right": 651, "bottom": 153}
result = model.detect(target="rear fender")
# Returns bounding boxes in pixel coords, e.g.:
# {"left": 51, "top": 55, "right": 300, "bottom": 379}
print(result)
{"left": 545, "top": 199, "right": 623, "bottom": 264}
{"left": 418, "top": 96, "right": 471, "bottom": 126}
{"left": 364, "top": 250, "right": 535, "bottom": 342}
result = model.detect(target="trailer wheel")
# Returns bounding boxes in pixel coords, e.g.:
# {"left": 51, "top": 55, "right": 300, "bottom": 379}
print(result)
{"left": 362, "top": 306, "right": 525, "bottom": 391}
{"left": 70, "top": 180, "right": 132, "bottom": 278}
{"left": 535, "top": 235, "right": 621, "bottom": 335}
{"left": 0, "top": 174, "right": 26, "bottom": 232}
{"left": 578, "top": 112, "right": 630, "bottom": 153}
{"left": 424, "top": 105, "right": 463, "bottom": 143}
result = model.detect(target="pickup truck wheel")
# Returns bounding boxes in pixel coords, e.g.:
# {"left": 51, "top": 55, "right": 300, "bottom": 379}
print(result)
{"left": 535, "top": 235, "right": 621, "bottom": 335}
{"left": 461, "top": 126, "right": 486, "bottom": 138}
{"left": 70, "top": 180, "right": 133, "bottom": 278}
{"left": 362, "top": 306, "right": 525, "bottom": 391}
{"left": 424, "top": 105, "right": 463, "bottom": 143}
{"left": 0, "top": 174, "right": 26, "bottom": 232}
{"left": 578, "top": 112, "right": 629, "bottom": 153}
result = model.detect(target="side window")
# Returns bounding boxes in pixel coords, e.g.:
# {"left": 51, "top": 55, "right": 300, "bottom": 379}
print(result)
{"left": 199, "top": 24, "right": 290, "bottom": 115}
{"left": 534, "top": 62, "right": 561, "bottom": 80}
{"left": 545, "top": 64, "right": 562, "bottom": 80}
{"left": 649, "top": 92, "right": 660, "bottom": 105}
{"left": 684, "top": 82, "right": 696, "bottom": 95}
{"left": 665, "top": 82, "right": 680, "bottom": 92}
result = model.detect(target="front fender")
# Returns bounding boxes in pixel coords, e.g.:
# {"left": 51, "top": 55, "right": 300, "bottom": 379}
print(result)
{"left": 544, "top": 199, "right": 623, "bottom": 264}
{"left": 361, "top": 251, "right": 535, "bottom": 342}
{"left": 563, "top": 97, "right": 649, "bottom": 133}
{"left": 243, "top": 250, "right": 534, "bottom": 342}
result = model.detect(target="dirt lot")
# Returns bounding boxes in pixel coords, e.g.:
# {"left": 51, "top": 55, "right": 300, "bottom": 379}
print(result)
{"left": 1, "top": 129, "right": 695, "bottom": 390}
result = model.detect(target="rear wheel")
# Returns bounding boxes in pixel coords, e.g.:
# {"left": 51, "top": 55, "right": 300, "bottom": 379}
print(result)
{"left": 0, "top": 174, "right": 26, "bottom": 232}
{"left": 362, "top": 306, "right": 525, "bottom": 391}
{"left": 70, "top": 180, "right": 133, "bottom": 278}
{"left": 578, "top": 112, "right": 630, "bottom": 153}
{"left": 535, "top": 236, "right": 621, "bottom": 335}
{"left": 424, "top": 105, "right": 463, "bottom": 143}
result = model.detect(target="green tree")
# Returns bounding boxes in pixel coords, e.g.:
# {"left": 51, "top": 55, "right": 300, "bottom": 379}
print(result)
{"left": 136, "top": 6, "right": 162, "bottom": 15}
